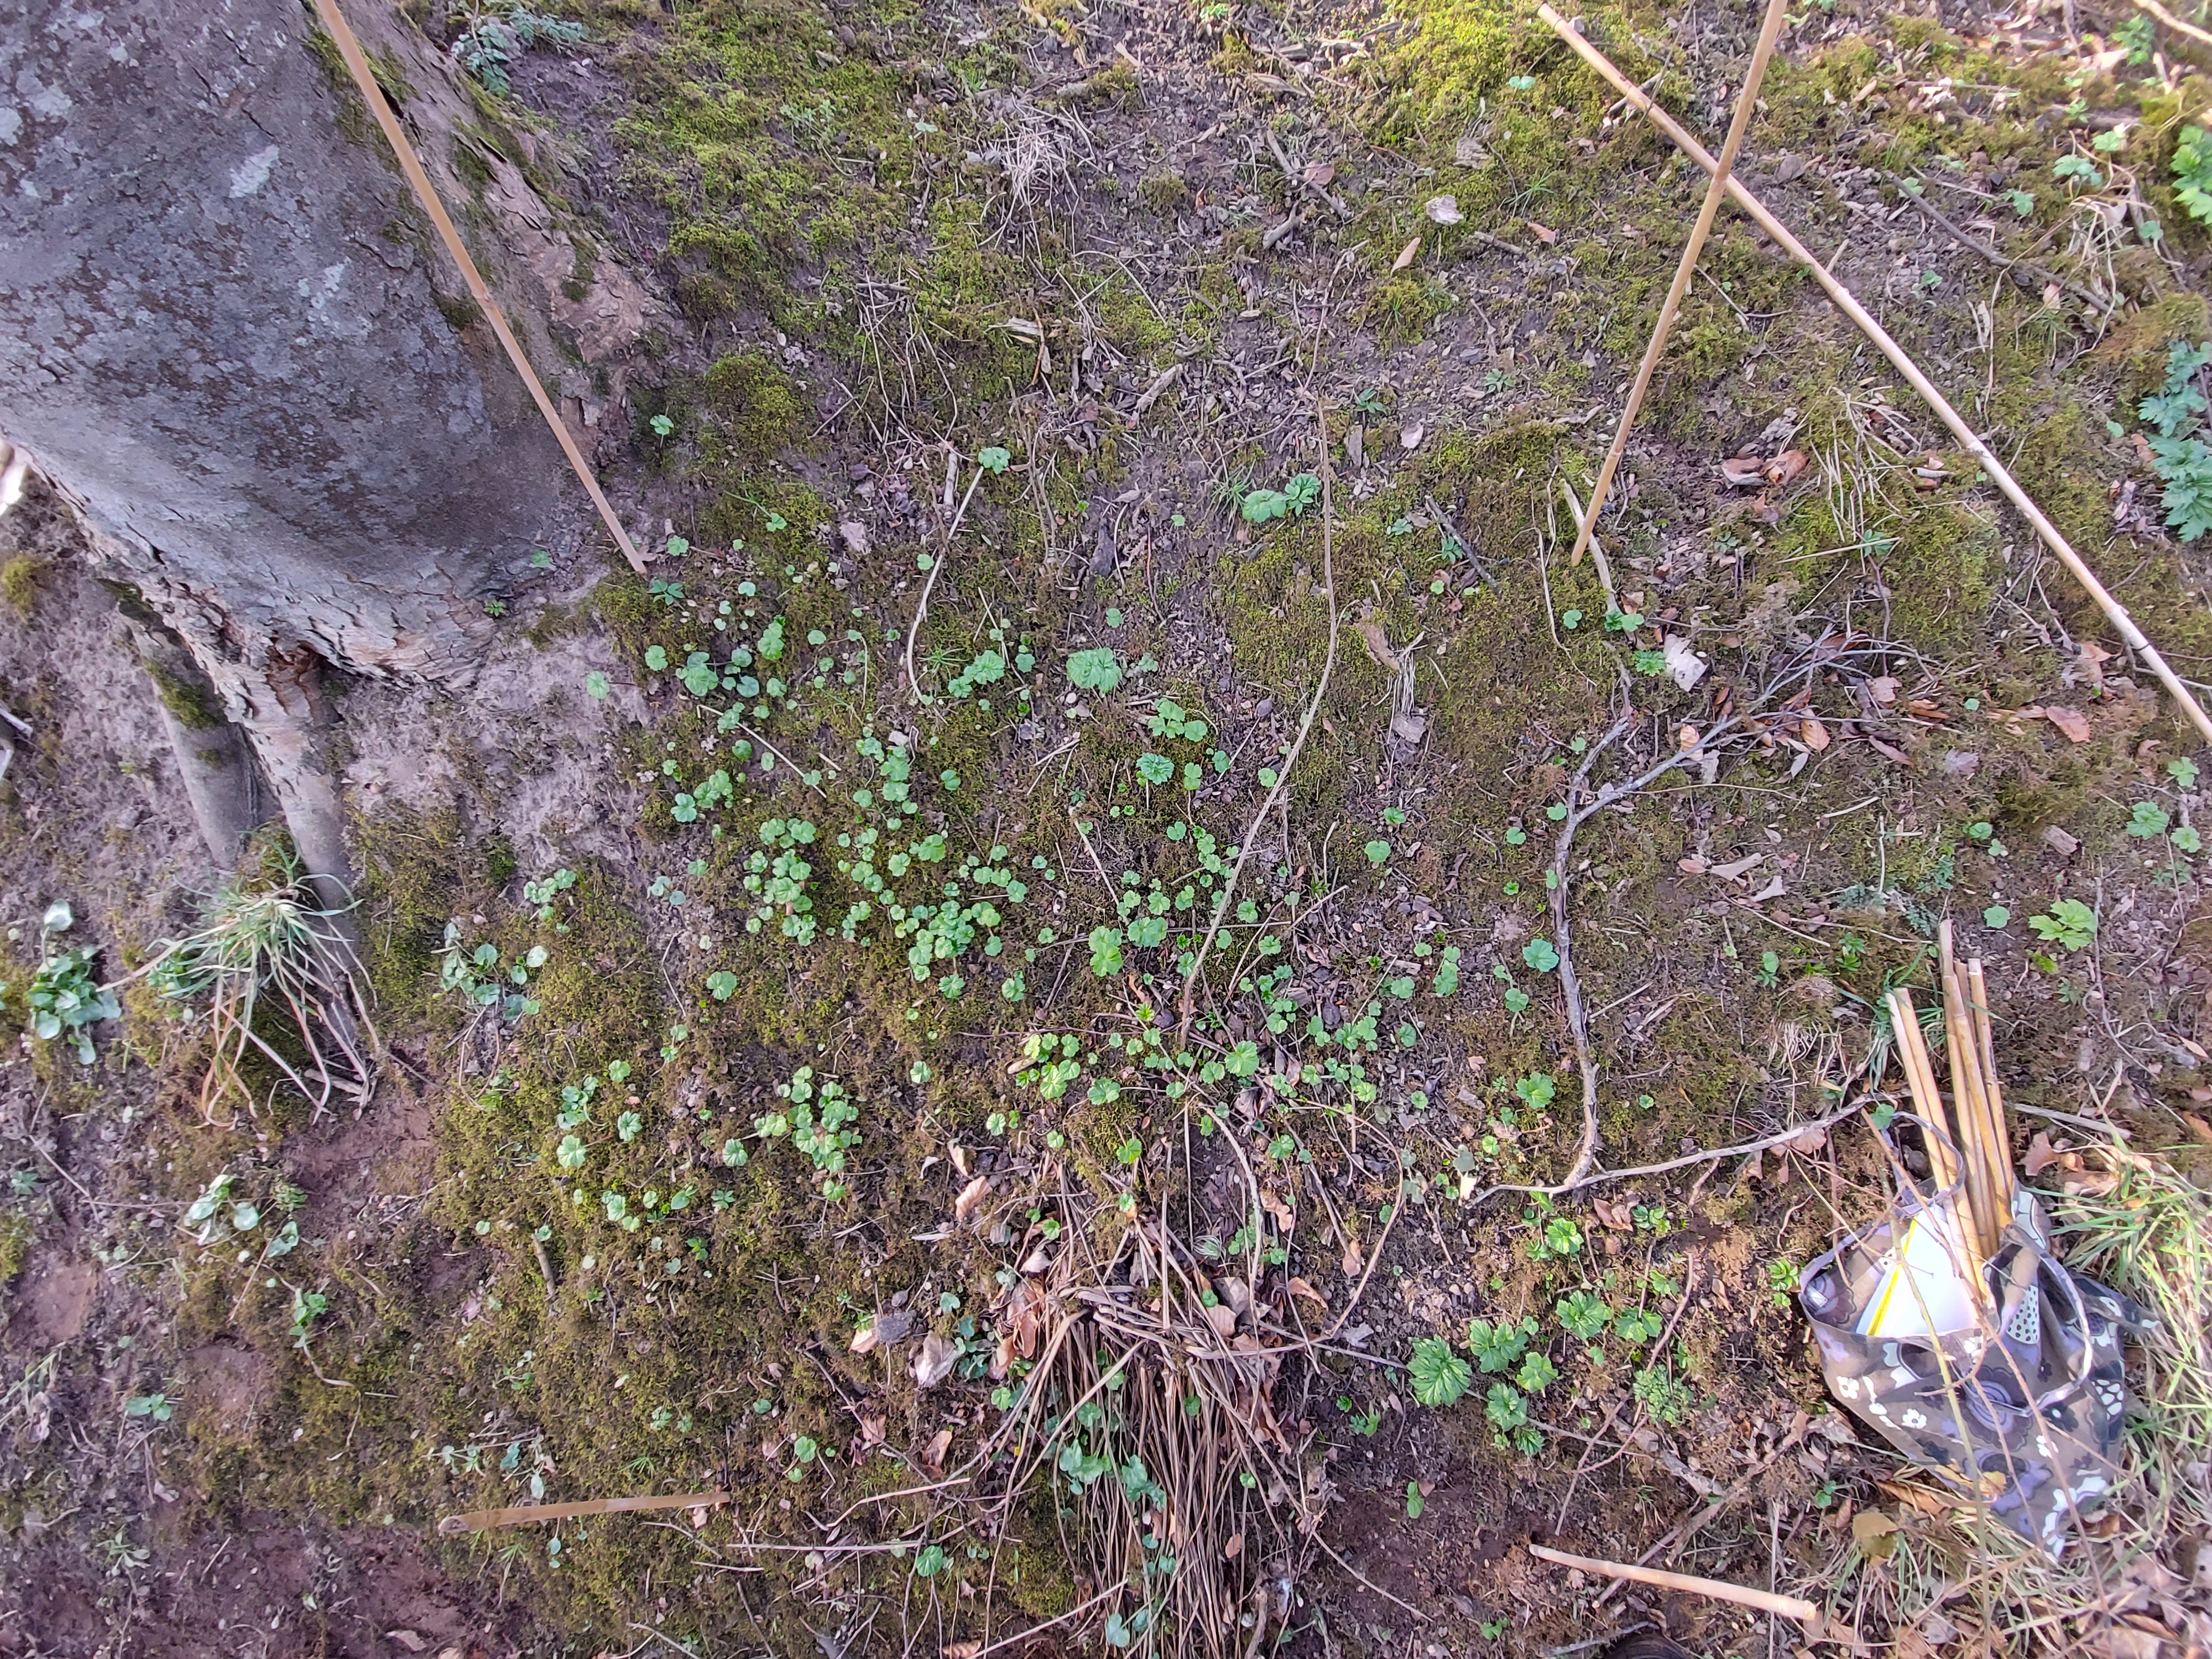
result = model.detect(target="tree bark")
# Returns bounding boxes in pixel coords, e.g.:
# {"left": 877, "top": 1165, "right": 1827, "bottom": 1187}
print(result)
{"left": 0, "top": 0, "right": 656, "bottom": 894}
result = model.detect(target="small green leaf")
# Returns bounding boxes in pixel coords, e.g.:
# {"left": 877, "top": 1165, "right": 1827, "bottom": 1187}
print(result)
{"left": 1983, "top": 905, "right": 2011, "bottom": 928}
{"left": 585, "top": 671, "right": 610, "bottom": 699}
{"left": 1522, "top": 938, "right": 1559, "bottom": 973}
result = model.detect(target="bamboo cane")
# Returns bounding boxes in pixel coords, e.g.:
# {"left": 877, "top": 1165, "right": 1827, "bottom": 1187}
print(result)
{"left": 1966, "top": 958, "right": 2015, "bottom": 1220}
{"left": 1534, "top": 5, "right": 2212, "bottom": 748}
{"left": 1939, "top": 948, "right": 2002, "bottom": 1260}
{"left": 1887, "top": 989, "right": 1960, "bottom": 1196}
{"left": 1565, "top": 0, "right": 1792, "bottom": 571}
{"left": 1529, "top": 1543, "right": 1822, "bottom": 1624}
{"left": 310, "top": 0, "right": 648, "bottom": 575}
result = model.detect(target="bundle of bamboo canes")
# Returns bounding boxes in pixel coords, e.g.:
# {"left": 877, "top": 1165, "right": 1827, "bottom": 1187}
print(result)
{"left": 1883, "top": 920, "right": 2016, "bottom": 1272}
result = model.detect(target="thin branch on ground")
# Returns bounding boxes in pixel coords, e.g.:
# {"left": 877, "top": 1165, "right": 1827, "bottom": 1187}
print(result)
{"left": 902, "top": 456, "right": 985, "bottom": 705}
{"left": 1177, "top": 382, "right": 1340, "bottom": 1042}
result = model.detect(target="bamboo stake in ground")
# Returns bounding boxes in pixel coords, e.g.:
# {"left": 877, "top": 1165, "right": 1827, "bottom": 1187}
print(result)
{"left": 310, "top": 0, "right": 648, "bottom": 576}
{"left": 1565, "top": 0, "right": 1791, "bottom": 571}
{"left": 1938, "top": 925, "right": 2002, "bottom": 1260}
{"left": 1536, "top": 4, "right": 2212, "bottom": 748}
{"left": 1887, "top": 989, "right": 1961, "bottom": 1197}
{"left": 1966, "top": 958, "right": 2015, "bottom": 1219}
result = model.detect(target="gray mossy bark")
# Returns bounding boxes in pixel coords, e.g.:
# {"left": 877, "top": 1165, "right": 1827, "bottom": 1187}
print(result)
{"left": 0, "top": 0, "right": 660, "bottom": 894}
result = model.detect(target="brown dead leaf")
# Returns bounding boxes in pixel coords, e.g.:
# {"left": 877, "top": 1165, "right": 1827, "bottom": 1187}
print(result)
{"left": 1259, "top": 1188, "right": 1295, "bottom": 1234}
{"left": 1355, "top": 619, "right": 1400, "bottom": 674}
{"left": 1720, "top": 456, "right": 1767, "bottom": 488}
{"left": 1867, "top": 675, "right": 1901, "bottom": 705}
{"left": 2025, "top": 1131, "right": 2065, "bottom": 1176}
{"left": 1400, "top": 422, "right": 1425, "bottom": 451}
{"left": 2181, "top": 1112, "right": 2212, "bottom": 1144}
{"left": 849, "top": 1323, "right": 880, "bottom": 1355}
{"left": 1867, "top": 735, "right": 1908, "bottom": 763}
{"left": 1801, "top": 714, "right": 1830, "bottom": 751}
{"left": 1391, "top": 237, "right": 1421, "bottom": 272}
{"left": 1342, "top": 1235, "right": 1364, "bottom": 1277}
{"left": 1287, "top": 1276, "right": 1327, "bottom": 1308}
{"left": 1223, "top": 1532, "right": 1244, "bottom": 1561}
{"left": 1765, "top": 448, "right": 1808, "bottom": 487}
{"left": 948, "top": 1144, "right": 969, "bottom": 1180}
{"left": 922, "top": 1427, "right": 953, "bottom": 1472}
{"left": 953, "top": 1173, "right": 991, "bottom": 1224}
{"left": 1303, "top": 159, "right": 1337, "bottom": 188}
{"left": 913, "top": 1334, "right": 959, "bottom": 1390}
{"left": 1788, "top": 1124, "right": 1830, "bottom": 1155}
{"left": 1677, "top": 854, "right": 1710, "bottom": 874}
{"left": 1202, "top": 1303, "right": 1238, "bottom": 1338}
{"left": 1851, "top": 1509, "right": 1901, "bottom": 1559}
{"left": 947, "top": 1645, "right": 982, "bottom": 1659}
{"left": 859, "top": 1413, "right": 887, "bottom": 1447}
{"left": 1709, "top": 852, "right": 1765, "bottom": 880}
{"left": 387, "top": 1635, "right": 429, "bottom": 1655}
{"left": 1593, "top": 1196, "right": 1633, "bottom": 1231}
{"left": 2042, "top": 706, "right": 2093, "bottom": 743}
{"left": 2078, "top": 639, "right": 2113, "bottom": 685}
{"left": 1527, "top": 220, "right": 1558, "bottom": 244}
{"left": 1423, "top": 193, "right": 1463, "bottom": 225}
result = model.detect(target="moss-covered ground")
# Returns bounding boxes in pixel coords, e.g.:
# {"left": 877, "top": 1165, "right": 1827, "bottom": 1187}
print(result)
{"left": 11, "top": 0, "right": 2212, "bottom": 1654}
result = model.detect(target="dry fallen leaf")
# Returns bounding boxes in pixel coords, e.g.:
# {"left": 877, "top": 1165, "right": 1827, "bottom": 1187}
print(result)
{"left": 1787, "top": 1124, "right": 1829, "bottom": 1155}
{"left": 859, "top": 1413, "right": 887, "bottom": 1448}
{"left": 1303, "top": 158, "right": 1337, "bottom": 188}
{"left": 1355, "top": 619, "right": 1399, "bottom": 674}
{"left": 1765, "top": 448, "right": 1808, "bottom": 487}
{"left": 953, "top": 1173, "right": 991, "bottom": 1224}
{"left": 1392, "top": 236, "right": 1421, "bottom": 271}
{"left": 1202, "top": 1303, "right": 1238, "bottom": 1337}
{"left": 387, "top": 1635, "right": 429, "bottom": 1655}
{"left": 1223, "top": 1532, "right": 1244, "bottom": 1561}
{"left": 849, "top": 1323, "right": 880, "bottom": 1355}
{"left": 1867, "top": 675, "right": 1900, "bottom": 705}
{"left": 1390, "top": 708, "right": 1429, "bottom": 744}
{"left": 1424, "top": 194, "right": 1463, "bottom": 225}
{"left": 913, "top": 1334, "right": 959, "bottom": 1390}
{"left": 1677, "top": 723, "right": 1702, "bottom": 751}
{"left": 2042, "top": 706, "right": 2093, "bottom": 743}
{"left": 1709, "top": 852, "right": 1765, "bottom": 881}
{"left": 1344, "top": 425, "right": 1364, "bottom": 466}
{"left": 922, "top": 1427, "right": 954, "bottom": 1470}
{"left": 1720, "top": 455, "right": 1767, "bottom": 487}
{"left": 1342, "top": 1235, "right": 1364, "bottom": 1277}
{"left": 947, "top": 1644, "right": 982, "bottom": 1659}
{"left": 1400, "top": 422, "right": 1425, "bottom": 451}
{"left": 1851, "top": 1509, "right": 1901, "bottom": 1559}
{"left": 1527, "top": 220, "right": 1558, "bottom": 244}
{"left": 1287, "top": 1276, "right": 1327, "bottom": 1307}
{"left": 2024, "top": 1131, "right": 2065, "bottom": 1177}
{"left": 1801, "top": 713, "right": 1830, "bottom": 752}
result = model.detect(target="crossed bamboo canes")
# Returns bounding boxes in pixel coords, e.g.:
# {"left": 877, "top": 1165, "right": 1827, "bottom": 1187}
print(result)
{"left": 1540, "top": 3, "right": 2212, "bottom": 747}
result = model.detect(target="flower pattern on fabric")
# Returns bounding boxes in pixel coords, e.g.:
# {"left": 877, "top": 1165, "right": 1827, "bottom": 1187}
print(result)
{"left": 1799, "top": 1191, "right": 2156, "bottom": 1554}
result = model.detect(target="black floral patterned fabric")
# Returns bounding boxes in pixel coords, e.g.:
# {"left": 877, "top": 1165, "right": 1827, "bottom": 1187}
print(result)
{"left": 1799, "top": 1179, "right": 2154, "bottom": 1553}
